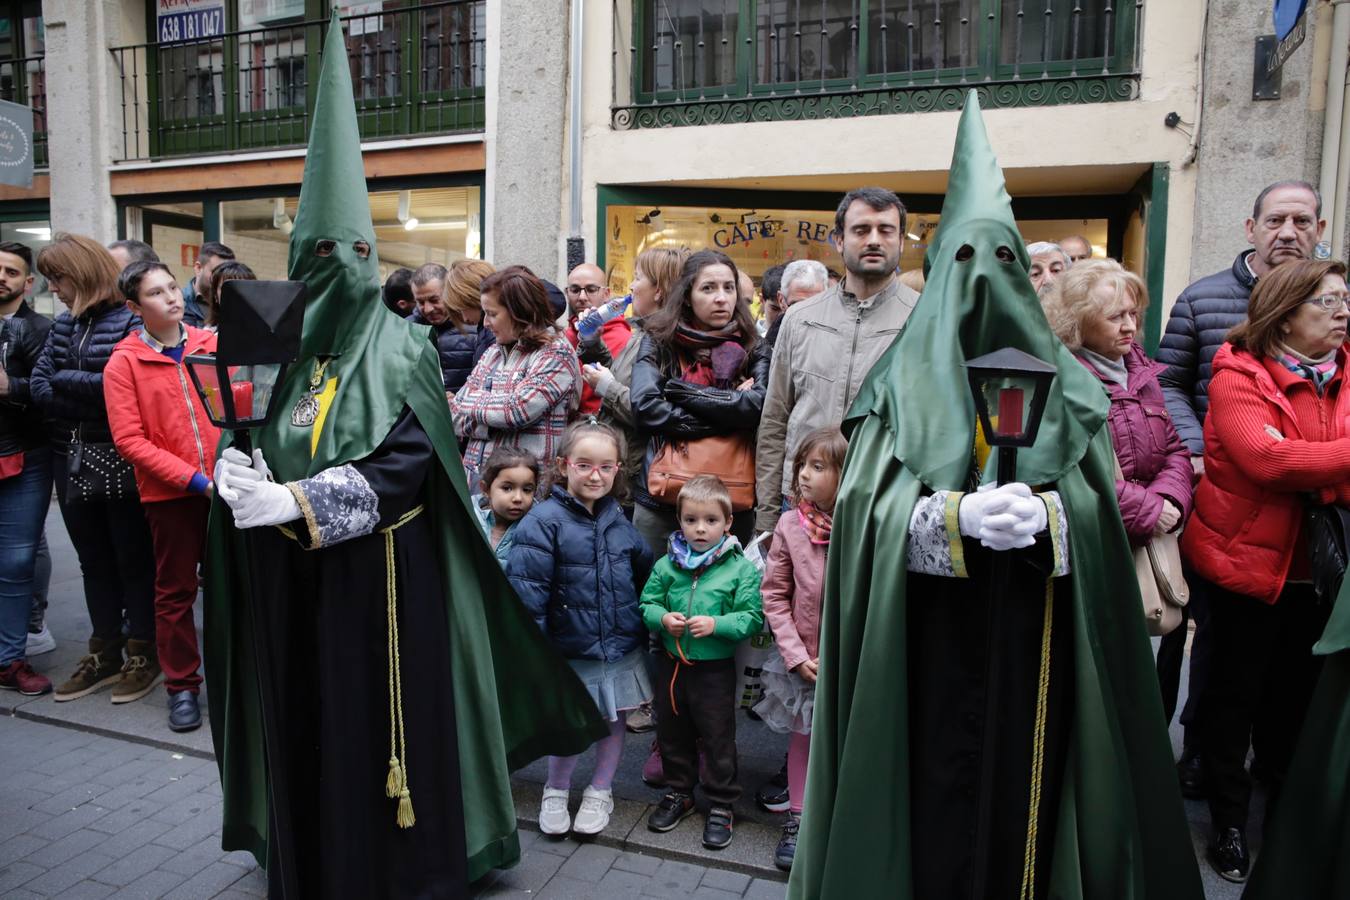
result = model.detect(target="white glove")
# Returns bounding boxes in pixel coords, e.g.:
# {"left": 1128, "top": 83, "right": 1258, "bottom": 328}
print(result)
{"left": 213, "top": 447, "right": 265, "bottom": 503}
{"left": 224, "top": 479, "right": 302, "bottom": 529}
{"left": 958, "top": 482, "right": 1046, "bottom": 551}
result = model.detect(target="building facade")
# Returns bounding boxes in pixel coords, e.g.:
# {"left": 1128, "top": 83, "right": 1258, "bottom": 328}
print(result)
{"left": 4, "top": 1, "right": 1349, "bottom": 340}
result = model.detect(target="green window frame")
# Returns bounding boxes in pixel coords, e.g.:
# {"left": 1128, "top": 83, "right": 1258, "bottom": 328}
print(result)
{"left": 629, "top": 0, "right": 1140, "bottom": 107}
{"left": 0, "top": 1, "right": 44, "bottom": 166}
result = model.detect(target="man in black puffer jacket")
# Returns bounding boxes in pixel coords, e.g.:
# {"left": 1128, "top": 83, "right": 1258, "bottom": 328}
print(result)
{"left": 1155, "top": 179, "right": 1325, "bottom": 813}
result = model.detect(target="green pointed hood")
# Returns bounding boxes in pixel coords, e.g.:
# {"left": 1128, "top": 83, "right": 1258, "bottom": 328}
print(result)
{"left": 288, "top": 9, "right": 382, "bottom": 360}
{"left": 849, "top": 91, "right": 1107, "bottom": 488}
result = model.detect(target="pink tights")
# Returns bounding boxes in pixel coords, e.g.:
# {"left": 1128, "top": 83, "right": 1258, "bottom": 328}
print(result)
{"left": 788, "top": 731, "right": 811, "bottom": 814}
{"left": 546, "top": 718, "right": 627, "bottom": 791}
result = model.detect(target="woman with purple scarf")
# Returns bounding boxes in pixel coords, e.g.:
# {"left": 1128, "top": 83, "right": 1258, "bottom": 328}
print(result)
{"left": 629, "top": 249, "right": 771, "bottom": 556}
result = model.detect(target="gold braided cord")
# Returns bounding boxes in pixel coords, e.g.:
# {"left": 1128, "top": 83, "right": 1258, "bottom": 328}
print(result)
{"left": 381, "top": 505, "right": 423, "bottom": 830}
{"left": 1020, "top": 579, "right": 1056, "bottom": 900}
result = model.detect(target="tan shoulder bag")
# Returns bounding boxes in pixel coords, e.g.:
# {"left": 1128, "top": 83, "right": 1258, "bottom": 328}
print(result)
{"left": 1112, "top": 454, "right": 1190, "bottom": 636}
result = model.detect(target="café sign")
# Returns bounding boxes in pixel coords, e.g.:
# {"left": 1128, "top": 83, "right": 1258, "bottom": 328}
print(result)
{"left": 713, "top": 218, "right": 833, "bottom": 249}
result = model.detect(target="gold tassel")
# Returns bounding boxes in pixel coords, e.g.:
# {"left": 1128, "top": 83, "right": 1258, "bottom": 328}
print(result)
{"left": 385, "top": 756, "right": 403, "bottom": 798}
{"left": 397, "top": 787, "right": 416, "bottom": 829}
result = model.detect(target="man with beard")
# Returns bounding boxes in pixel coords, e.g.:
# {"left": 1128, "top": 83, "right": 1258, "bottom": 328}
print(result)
{"left": 754, "top": 187, "right": 919, "bottom": 537}
{"left": 0, "top": 241, "right": 53, "bottom": 695}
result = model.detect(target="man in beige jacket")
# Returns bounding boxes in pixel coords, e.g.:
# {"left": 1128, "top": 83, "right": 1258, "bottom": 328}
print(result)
{"left": 755, "top": 187, "right": 920, "bottom": 536}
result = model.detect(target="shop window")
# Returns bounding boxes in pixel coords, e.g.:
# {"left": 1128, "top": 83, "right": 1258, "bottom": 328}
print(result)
{"left": 0, "top": 217, "right": 54, "bottom": 315}
{"left": 219, "top": 185, "right": 483, "bottom": 282}
{"left": 603, "top": 202, "right": 1107, "bottom": 299}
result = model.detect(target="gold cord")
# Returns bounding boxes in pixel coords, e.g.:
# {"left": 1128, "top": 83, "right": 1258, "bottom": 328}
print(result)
{"left": 1019, "top": 578, "right": 1055, "bottom": 900}
{"left": 381, "top": 504, "right": 423, "bottom": 829}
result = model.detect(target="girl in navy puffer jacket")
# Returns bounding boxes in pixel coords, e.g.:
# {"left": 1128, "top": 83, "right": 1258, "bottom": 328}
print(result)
{"left": 507, "top": 420, "right": 654, "bottom": 838}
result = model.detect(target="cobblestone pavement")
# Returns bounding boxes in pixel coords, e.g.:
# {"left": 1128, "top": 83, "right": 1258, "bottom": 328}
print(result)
{"left": 0, "top": 717, "right": 789, "bottom": 899}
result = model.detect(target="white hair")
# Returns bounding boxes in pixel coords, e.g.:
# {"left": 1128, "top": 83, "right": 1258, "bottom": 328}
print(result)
{"left": 780, "top": 259, "right": 828, "bottom": 296}
{"left": 1026, "top": 241, "right": 1070, "bottom": 265}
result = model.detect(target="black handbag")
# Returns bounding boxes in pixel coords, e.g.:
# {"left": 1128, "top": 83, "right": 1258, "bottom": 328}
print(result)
{"left": 65, "top": 429, "right": 138, "bottom": 504}
{"left": 1304, "top": 503, "right": 1350, "bottom": 601}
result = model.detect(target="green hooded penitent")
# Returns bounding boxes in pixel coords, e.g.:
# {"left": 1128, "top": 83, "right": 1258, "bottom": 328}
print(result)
{"left": 203, "top": 13, "right": 605, "bottom": 896}
{"left": 1243, "top": 582, "right": 1350, "bottom": 897}
{"left": 788, "top": 94, "right": 1203, "bottom": 899}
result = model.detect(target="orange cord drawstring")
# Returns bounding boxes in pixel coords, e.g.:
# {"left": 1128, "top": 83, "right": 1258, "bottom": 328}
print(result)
{"left": 666, "top": 640, "right": 692, "bottom": 716}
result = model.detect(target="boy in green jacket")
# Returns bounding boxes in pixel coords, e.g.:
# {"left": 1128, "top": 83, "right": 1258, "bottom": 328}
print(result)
{"left": 640, "top": 475, "right": 763, "bottom": 850}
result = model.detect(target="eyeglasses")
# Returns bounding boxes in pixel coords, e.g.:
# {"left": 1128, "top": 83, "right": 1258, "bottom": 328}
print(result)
{"left": 1306, "top": 294, "right": 1350, "bottom": 311}
{"left": 565, "top": 284, "right": 605, "bottom": 296}
{"left": 566, "top": 460, "right": 618, "bottom": 476}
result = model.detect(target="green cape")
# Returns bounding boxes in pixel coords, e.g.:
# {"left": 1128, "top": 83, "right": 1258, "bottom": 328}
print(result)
{"left": 204, "top": 14, "right": 606, "bottom": 882}
{"left": 1244, "top": 582, "right": 1350, "bottom": 897}
{"left": 788, "top": 94, "right": 1203, "bottom": 899}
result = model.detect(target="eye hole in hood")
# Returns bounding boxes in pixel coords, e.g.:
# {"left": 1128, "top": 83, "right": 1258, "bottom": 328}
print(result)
{"left": 995, "top": 245, "right": 1016, "bottom": 263}
{"left": 955, "top": 244, "right": 975, "bottom": 262}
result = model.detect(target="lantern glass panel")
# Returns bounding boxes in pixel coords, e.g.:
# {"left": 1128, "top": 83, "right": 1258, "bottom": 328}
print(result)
{"left": 189, "top": 357, "right": 229, "bottom": 423}
{"left": 235, "top": 364, "right": 282, "bottom": 422}
{"left": 978, "top": 374, "right": 1041, "bottom": 442}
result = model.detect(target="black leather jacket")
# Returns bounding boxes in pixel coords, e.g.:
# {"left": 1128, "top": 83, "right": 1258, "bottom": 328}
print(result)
{"left": 1157, "top": 251, "right": 1258, "bottom": 453}
{"left": 629, "top": 332, "right": 771, "bottom": 509}
{"left": 0, "top": 303, "right": 53, "bottom": 457}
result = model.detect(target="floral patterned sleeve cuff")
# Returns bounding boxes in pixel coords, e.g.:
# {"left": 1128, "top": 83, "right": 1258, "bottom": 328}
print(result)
{"left": 286, "top": 464, "right": 380, "bottom": 550}
{"left": 906, "top": 490, "right": 966, "bottom": 578}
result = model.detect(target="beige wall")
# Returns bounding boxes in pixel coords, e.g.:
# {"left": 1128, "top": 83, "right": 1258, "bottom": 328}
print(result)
{"left": 573, "top": 2, "right": 1205, "bottom": 310}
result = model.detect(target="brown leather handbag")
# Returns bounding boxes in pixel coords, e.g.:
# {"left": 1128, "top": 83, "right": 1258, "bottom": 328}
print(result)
{"left": 1113, "top": 454, "right": 1189, "bottom": 636}
{"left": 647, "top": 432, "right": 756, "bottom": 512}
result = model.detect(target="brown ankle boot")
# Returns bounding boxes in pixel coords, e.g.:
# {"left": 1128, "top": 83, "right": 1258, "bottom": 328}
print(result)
{"left": 54, "top": 636, "right": 125, "bottom": 702}
{"left": 110, "top": 639, "right": 162, "bottom": 704}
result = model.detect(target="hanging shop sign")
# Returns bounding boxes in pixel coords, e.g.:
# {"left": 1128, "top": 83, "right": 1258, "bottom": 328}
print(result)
{"left": 0, "top": 99, "right": 34, "bottom": 189}
{"left": 157, "top": 0, "right": 226, "bottom": 44}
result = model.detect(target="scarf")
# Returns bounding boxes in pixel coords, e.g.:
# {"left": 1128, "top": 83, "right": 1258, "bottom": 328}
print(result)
{"left": 1079, "top": 348, "right": 1128, "bottom": 388}
{"left": 1275, "top": 341, "right": 1338, "bottom": 393}
{"left": 667, "top": 531, "right": 740, "bottom": 571}
{"left": 798, "top": 501, "right": 833, "bottom": 545}
{"left": 672, "top": 322, "right": 747, "bottom": 388}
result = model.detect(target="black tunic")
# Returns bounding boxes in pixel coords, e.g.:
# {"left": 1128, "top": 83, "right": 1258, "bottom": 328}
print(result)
{"left": 250, "top": 409, "right": 468, "bottom": 899}
{"left": 907, "top": 532, "right": 1073, "bottom": 900}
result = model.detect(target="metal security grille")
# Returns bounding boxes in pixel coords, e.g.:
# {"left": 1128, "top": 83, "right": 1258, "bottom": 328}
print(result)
{"left": 111, "top": 1, "right": 485, "bottom": 162}
{"left": 614, "top": 0, "right": 1142, "bottom": 128}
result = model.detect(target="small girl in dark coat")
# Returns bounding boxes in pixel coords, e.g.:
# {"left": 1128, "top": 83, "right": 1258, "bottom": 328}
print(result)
{"left": 506, "top": 420, "right": 654, "bottom": 838}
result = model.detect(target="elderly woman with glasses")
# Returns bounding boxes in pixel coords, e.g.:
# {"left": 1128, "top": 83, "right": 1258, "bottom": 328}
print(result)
{"left": 1181, "top": 258, "right": 1350, "bottom": 884}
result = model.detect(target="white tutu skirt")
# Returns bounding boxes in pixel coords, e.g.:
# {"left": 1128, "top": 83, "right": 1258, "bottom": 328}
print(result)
{"left": 752, "top": 652, "right": 815, "bottom": 735}
{"left": 567, "top": 647, "right": 654, "bottom": 722}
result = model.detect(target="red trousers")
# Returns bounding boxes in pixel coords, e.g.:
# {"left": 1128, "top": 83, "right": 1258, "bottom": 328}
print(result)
{"left": 143, "top": 496, "right": 209, "bottom": 694}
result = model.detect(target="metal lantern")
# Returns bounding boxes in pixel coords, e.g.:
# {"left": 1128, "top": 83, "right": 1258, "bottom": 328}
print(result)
{"left": 185, "top": 280, "right": 306, "bottom": 434}
{"left": 964, "top": 347, "right": 1057, "bottom": 484}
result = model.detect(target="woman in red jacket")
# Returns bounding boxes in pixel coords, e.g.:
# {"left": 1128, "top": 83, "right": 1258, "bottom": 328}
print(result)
{"left": 104, "top": 260, "right": 221, "bottom": 733}
{"left": 1182, "top": 257, "right": 1350, "bottom": 883}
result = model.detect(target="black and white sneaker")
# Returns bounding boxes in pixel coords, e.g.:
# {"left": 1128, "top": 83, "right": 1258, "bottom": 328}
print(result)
{"left": 647, "top": 791, "right": 695, "bottom": 832}
{"left": 1208, "top": 827, "right": 1249, "bottom": 883}
{"left": 755, "top": 761, "right": 791, "bottom": 813}
{"left": 774, "top": 813, "right": 799, "bottom": 871}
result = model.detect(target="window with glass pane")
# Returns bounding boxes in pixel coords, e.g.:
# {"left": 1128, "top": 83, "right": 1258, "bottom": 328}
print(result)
{"left": 867, "top": 0, "right": 979, "bottom": 75}
{"left": 0, "top": 2, "right": 44, "bottom": 162}
{"left": 755, "top": 0, "right": 859, "bottom": 85}
{"left": 422, "top": 1, "right": 485, "bottom": 94}
{"left": 998, "top": 0, "right": 1110, "bottom": 67}
{"left": 642, "top": 0, "right": 740, "bottom": 94}
{"left": 238, "top": 25, "right": 307, "bottom": 112}
{"left": 159, "top": 43, "right": 225, "bottom": 120}
{"left": 346, "top": 2, "right": 401, "bottom": 102}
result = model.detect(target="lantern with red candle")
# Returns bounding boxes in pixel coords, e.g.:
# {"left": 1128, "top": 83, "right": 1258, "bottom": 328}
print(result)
{"left": 185, "top": 280, "right": 306, "bottom": 453}
{"left": 963, "top": 347, "right": 1057, "bottom": 486}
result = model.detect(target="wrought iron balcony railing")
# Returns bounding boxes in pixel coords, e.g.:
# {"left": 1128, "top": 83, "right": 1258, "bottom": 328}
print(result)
{"left": 612, "top": 0, "right": 1143, "bottom": 129}
{"left": 111, "top": 0, "right": 484, "bottom": 162}
{"left": 0, "top": 53, "right": 46, "bottom": 169}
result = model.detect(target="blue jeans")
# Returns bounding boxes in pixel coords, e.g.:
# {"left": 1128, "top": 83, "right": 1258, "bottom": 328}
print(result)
{"left": 0, "top": 448, "right": 53, "bottom": 664}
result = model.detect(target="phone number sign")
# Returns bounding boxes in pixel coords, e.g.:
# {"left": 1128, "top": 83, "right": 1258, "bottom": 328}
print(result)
{"left": 157, "top": 0, "right": 226, "bottom": 44}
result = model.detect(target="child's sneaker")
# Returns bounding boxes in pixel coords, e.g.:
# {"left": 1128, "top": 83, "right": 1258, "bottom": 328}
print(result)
{"left": 642, "top": 739, "right": 666, "bottom": 787}
{"left": 0, "top": 660, "right": 52, "bottom": 696}
{"left": 538, "top": 787, "right": 571, "bottom": 835}
{"left": 756, "top": 760, "right": 791, "bottom": 812}
{"left": 774, "top": 812, "right": 800, "bottom": 870}
{"left": 647, "top": 791, "right": 695, "bottom": 832}
{"left": 572, "top": 786, "right": 613, "bottom": 835}
{"left": 702, "top": 806, "right": 734, "bottom": 849}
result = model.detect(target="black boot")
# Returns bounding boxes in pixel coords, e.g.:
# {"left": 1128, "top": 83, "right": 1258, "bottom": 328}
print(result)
{"left": 1208, "top": 827, "right": 1249, "bottom": 883}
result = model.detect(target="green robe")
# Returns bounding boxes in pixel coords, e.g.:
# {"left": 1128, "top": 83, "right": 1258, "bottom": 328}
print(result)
{"left": 204, "top": 13, "right": 606, "bottom": 886}
{"left": 788, "top": 94, "right": 1203, "bottom": 899}
{"left": 1243, "top": 582, "right": 1350, "bottom": 898}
